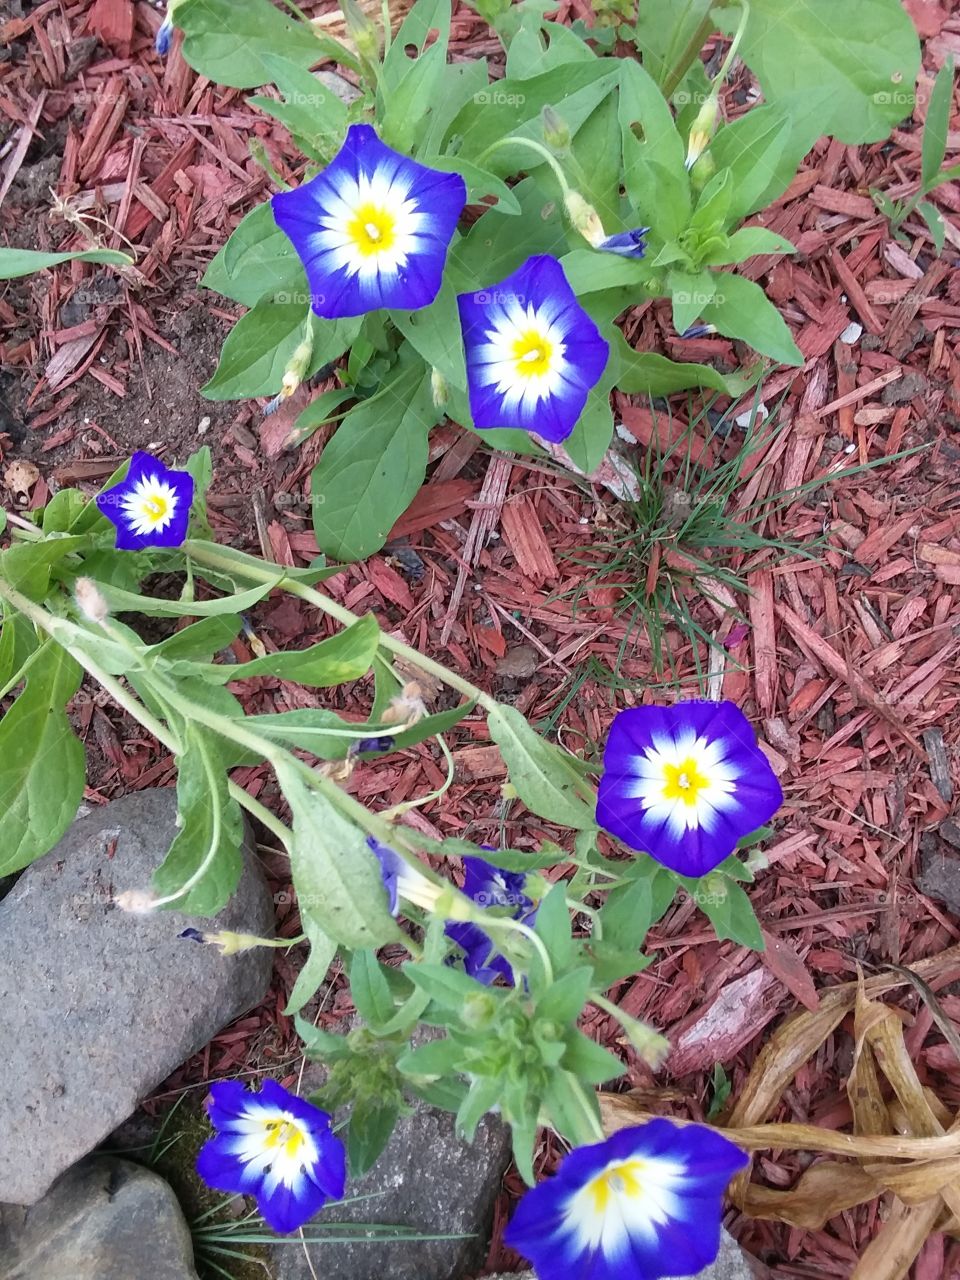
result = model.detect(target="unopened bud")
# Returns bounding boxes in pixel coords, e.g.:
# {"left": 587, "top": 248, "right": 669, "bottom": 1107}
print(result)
{"left": 685, "top": 93, "right": 719, "bottom": 170}
{"left": 75, "top": 577, "right": 110, "bottom": 625}
{"left": 689, "top": 151, "right": 717, "bottom": 190}
{"left": 382, "top": 682, "right": 427, "bottom": 726}
{"left": 265, "top": 336, "right": 313, "bottom": 416}
{"left": 180, "top": 928, "right": 274, "bottom": 956}
{"left": 563, "top": 190, "right": 606, "bottom": 249}
{"left": 431, "top": 367, "right": 448, "bottom": 410}
{"left": 337, "top": 0, "right": 380, "bottom": 60}
{"left": 541, "top": 106, "right": 570, "bottom": 151}
{"left": 462, "top": 993, "right": 498, "bottom": 1029}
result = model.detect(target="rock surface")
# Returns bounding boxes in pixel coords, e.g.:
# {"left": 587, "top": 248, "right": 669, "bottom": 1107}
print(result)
{"left": 0, "top": 789, "right": 273, "bottom": 1204}
{"left": 0, "top": 1156, "right": 199, "bottom": 1279}
{"left": 276, "top": 1084, "right": 512, "bottom": 1280}
{"left": 479, "top": 1229, "right": 757, "bottom": 1279}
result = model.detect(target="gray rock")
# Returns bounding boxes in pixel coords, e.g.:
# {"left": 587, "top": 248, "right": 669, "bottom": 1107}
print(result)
{"left": 0, "top": 1155, "right": 199, "bottom": 1280}
{"left": 313, "top": 69, "right": 362, "bottom": 104}
{"left": 277, "top": 1089, "right": 512, "bottom": 1280}
{"left": 0, "top": 789, "right": 273, "bottom": 1204}
{"left": 478, "top": 1229, "right": 756, "bottom": 1279}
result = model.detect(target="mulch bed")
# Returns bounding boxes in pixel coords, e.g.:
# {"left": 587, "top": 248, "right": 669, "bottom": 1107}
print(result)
{"left": 2, "top": 1, "right": 960, "bottom": 1276}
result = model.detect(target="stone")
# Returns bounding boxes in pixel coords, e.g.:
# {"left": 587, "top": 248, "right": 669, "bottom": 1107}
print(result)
{"left": 0, "top": 789, "right": 273, "bottom": 1204}
{"left": 276, "top": 1085, "right": 512, "bottom": 1280}
{"left": 0, "top": 1155, "right": 199, "bottom": 1279}
{"left": 477, "top": 1229, "right": 757, "bottom": 1279}
{"left": 918, "top": 832, "right": 960, "bottom": 914}
{"left": 313, "top": 69, "right": 362, "bottom": 104}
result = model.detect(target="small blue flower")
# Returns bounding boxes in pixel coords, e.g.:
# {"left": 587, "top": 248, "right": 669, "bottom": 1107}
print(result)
{"left": 95, "top": 451, "right": 194, "bottom": 551}
{"left": 197, "top": 1079, "right": 345, "bottom": 1234}
{"left": 445, "top": 855, "right": 534, "bottom": 986}
{"left": 155, "top": 17, "right": 173, "bottom": 54}
{"left": 597, "top": 701, "right": 782, "bottom": 877}
{"left": 680, "top": 323, "right": 717, "bottom": 339}
{"left": 367, "top": 835, "right": 443, "bottom": 915}
{"left": 271, "top": 125, "right": 466, "bottom": 319}
{"left": 351, "top": 735, "right": 396, "bottom": 756}
{"left": 505, "top": 1119, "right": 748, "bottom": 1280}
{"left": 458, "top": 255, "right": 609, "bottom": 443}
{"left": 596, "top": 227, "right": 649, "bottom": 258}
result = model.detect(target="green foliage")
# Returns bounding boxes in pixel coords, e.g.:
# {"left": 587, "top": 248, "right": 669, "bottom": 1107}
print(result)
{"left": 181, "top": 0, "right": 922, "bottom": 557}
{"left": 0, "top": 247, "right": 133, "bottom": 279}
{"left": 871, "top": 57, "right": 958, "bottom": 254}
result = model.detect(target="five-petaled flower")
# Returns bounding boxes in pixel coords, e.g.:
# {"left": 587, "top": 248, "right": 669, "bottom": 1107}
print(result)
{"left": 505, "top": 1119, "right": 748, "bottom": 1280}
{"left": 445, "top": 855, "right": 535, "bottom": 985}
{"left": 596, "top": 701, "right": 782, "bottom": 878}
{"left": 457, "top": 255, "right": 609, "bottom": 443}
{"left": 271, "top": 124, "right": 466, "bottom": 319}
{"left": 197, "top": 1079, "right": 345, "bottom": 1234}
{"left": 368, "top": 835, "right": 446, "bottom": 915}
{"left": 95, "top": 451, "right": 194, "bottom": 551}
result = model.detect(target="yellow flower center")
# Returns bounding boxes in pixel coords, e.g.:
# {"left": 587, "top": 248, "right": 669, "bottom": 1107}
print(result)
{"left": 512, "top": 329, "right": 553, "bottom": 378}
{"left": 662, "top": 756, "right": 710, "bottom": 806}
{"left": 142, "top": 494, "right": 168, "bottom": 524}
{"left": 347, "top": 203, "right": 396, "bottom": 257}
{"left": 263, "top": 1118, "right": 305, "bottom": 1159}
{"left": 588, "top": 1159, "right": 648, "bottom": 1213}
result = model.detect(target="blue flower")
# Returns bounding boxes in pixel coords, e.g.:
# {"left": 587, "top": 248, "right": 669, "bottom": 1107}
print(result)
{"left": 368, "top": 835, "right": 443, "bottom": 915}
{"left": 596, "top": 701, "right": 782, "bottom": 877}
{"left": 505, "top": 1119, "right": 748, "bottom": 1280}
{"left": 155, "top": 17, "right": 173, "bottom": 54}
{"left": 445, "top": 855, "right": 534, "bottom": 986}
{"left": 197, "top": 1079, "right": 345, "bottom": 1234}
{"left": 95, "top": 451, "right": 194, "bottom": 551}
{"left": 271, "top": 125, "right": 466, "bottom": 319}
{"left": 596, "top": 227, "right": 648, "bottom": 258}
{"left": 458, "top": 255, "right": 609, "bottom": 443}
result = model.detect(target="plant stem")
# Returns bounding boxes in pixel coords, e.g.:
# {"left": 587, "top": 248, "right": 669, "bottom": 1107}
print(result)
{"left": 476, "top": 136, "right": 571, "bottom": 196}
{"left": 660, "top": 10, "right": 717, "bottom": 100}
{"left": 567, "top": 1074, "right": 606, "bottom": 1144}
{"left": 184, "top": 541, "right": 496, "bottom": 711}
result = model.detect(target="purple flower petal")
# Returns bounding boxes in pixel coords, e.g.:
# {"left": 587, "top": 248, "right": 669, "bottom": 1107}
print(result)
{"left": 94, "top": 451, "right": 194, "bottom": 551}
{"left": 596, "top": 227, "right": 648, "bottom": 258}
{"left": 197, "top": 1078, "right": 345, "bottom": 1235}
{"left": 596, "top": 701, "right": 783, "bottom": 877}
{"left": 458, "top": 255, "right": 609, "bottom": 443}
{"left": 505, "top": 1119, "right": 748, "bottom": 1280}
{"left": 271, "top": 124, "right": 466, "bottom": 319}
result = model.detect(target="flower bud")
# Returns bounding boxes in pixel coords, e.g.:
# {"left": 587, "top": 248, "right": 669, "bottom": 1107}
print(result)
{"left": 382, "top": 682, "right": 427, "bottom": 726}
{"left": 180, "top": 928, "right": 274, "bottom": 956}
{"left": 74, "top": 577, "right": 110, "bottom": 625}
{"left": 563, "top": 190, "right": 606, "bottom": 249}
{"left": 685, "top": 93, "right": 720, "bottom": 170}
{"left": 462, "top": 992, "right": 498, "bottom": 1029}
{"left": 337, "top": 0, "right": 380, "bottom": 61}
{"left": 541, "top": 106, "right": 570, "bottom": 152}
{"left": 430, "top": 367, "right": 448, "bottom": 410}
{"left": 265, "top": 336, "right": 313, "bottom": 416}
{"left": 689, "top": 150, "right": 717, "bottom": 191}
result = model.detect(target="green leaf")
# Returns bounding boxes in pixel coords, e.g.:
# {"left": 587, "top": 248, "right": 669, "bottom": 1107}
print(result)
{"left": 923, "top": 58, "right": 954, "bottom": 189}
{"left": 426, "top": 155, "right": 521, "bottom": 215}
{"left": 562, "top": 356, "right": 617, "bottom": 475}
{"left": 487, "top": 704, "right": 597, "bottom": 830}
{"left": 188, "top": 613, "right": 380, "bottom": 688}
{"left": 0, "top": 610, "right": 39, "bottom": 689}
{"left": 917, "top": 201, "right": 947, "bottom": 255}
{"left": 456, "top": 1074, "right": 504, "bottom": 1143}
{"left": 284, "top": 925, "right": 338, "bottom": 1016}
{"left": 202, "top": 202, "right": 306, "bottom": 308}
{"left": 452, "top": 177, "right": 567, "bottom": 287}
{"left": 177, "top": 0, "right": 324, "bottom": 89}
{"left": 396, "top": 1036, "right": 465, "bottom": 1077}
{"left": 151, "top": 725, "right": 245, "bottom": 915}
{"left": 532, "top": 882, "right": 577, "bottom": 976}
{"left": 0, "top": 247, "right": 132, "bottom": 280}
{"left": 311, "top": 361, "right": 438, "bottom": 562}
{"left": 698, "top": 878, "right": 764, "bottom": 950}
{"left": 618, "top": 61, "right": 690, "bottom": 238}
{"left": 700, "top": 273, "right": 802, "bottom": 366}
{"left": 632, "top": 0, "right": 713, "bottom": 88}
{"left": 668, "top": 268, "right": 716, "bottom": 334}
{"left": 708, "top": 106, "right": 798, "bottom": 224}
{"left": 203, "top": 299, "right": 308, "bottom": 400}
{"left": 347, "top": 1097, "right": 400, "bottom": 1179}
{"left": 446, "top": 63, "right": 619, "bottom": 169}
{"left": 41, "top": 489, "right": 89, "bottom": 533}
{"left": 404, "top": 961, "right": 485, "bottom": 1009}
{"left": 277, "top": 761, "right": 402, "bottom": 949}
{"left": 148, "top": 615, "right": 244, "bottom": 663}
{"left": 349, "top": 950, "right": 398, "bottom": 1027}
{"left": 0, "top": 535, "right": 89, "bottom": 599}
{"left": 705, "top": 226, "right": 796, "bottom": 266}
{"left": 420, "top": 59, "right": 492, "bottom": 156}
{"left": 97, "top": 576, "right": 284, "bottom": 618}
{"left": 252, "top": 54, "right": 348, "bottom": 158}
{"left": 379, "top": 0, "right": 451, "bottom": 151}
{"left": 613, "top": 330, "right": 746, "bottom": 396}
{"left": 541, "top": 1070, "right": 603, "bottom": 1145}
{"left": 719, "top": 0, "right": 921, "bottom": 144}
{"left": 0, "top": 644, "right": 85, "bottom": 875}
{"left": 536, "top": 966, "right": 593, "bottom": 1024}
{"left": 390, "top": 277, "right": 467, "bottom": 392}
{"left": 561, "top": 1030, "right": 625, "bottom": 1084}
